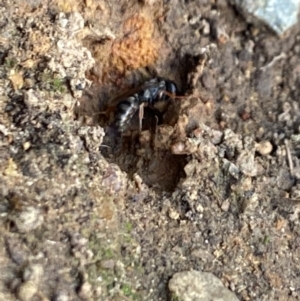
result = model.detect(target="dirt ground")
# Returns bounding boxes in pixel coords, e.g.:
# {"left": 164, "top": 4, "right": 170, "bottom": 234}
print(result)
{"left": 1, "top": 0, "right": 300, "bottom": 300}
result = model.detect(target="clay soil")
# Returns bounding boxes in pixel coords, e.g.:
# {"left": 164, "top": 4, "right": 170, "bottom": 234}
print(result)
{"left": 0, "top": 0, "right": 300, "bottom": 300}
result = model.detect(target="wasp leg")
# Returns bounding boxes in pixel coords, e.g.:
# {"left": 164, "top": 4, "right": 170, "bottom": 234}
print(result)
{"left": 162, "top": 91, "right": 176, "bottom": 99}
{"left": 139, "top": 103, "right": 145, "bottom": 132}
{"left": 152, "top": 114, "right": 159, "bottom": 150}
{"left": 154, "top": 115, "right": 159, "bottom": 131}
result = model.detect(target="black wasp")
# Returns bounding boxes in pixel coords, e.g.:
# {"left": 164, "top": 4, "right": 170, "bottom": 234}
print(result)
{"left": 110, "top": 78, "right": 177, "bottom": 132}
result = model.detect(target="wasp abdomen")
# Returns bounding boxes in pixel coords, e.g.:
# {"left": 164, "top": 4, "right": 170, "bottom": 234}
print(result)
{"left": 113, "top": 95, "right": 140, "bottom": 131}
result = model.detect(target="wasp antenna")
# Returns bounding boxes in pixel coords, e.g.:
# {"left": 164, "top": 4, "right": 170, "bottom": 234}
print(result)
{"left": 163, "top": 90, "right": 186, "bottom": 100}
{"left": 162, "top": 91, "right": 176, "bottom": 99}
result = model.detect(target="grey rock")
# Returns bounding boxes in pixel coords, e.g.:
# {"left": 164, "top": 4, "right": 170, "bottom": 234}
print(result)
{"left": 223, "top": 159, "right": 240, "bottom": 179}
{"left": 13, "top": 206, "right": 44, "bottom": 233}
{"left": 230, "top": 0, "right": 300, "bottom": 35}
{"left": 255, "top": 140, "right": 273, "bottom": 156}
{"left": 17, "top": 281, "right": 38, "bottom": 301}
{"left": 100, "top": 259, "right": 115, "bottom": 269}
{"left": 78, "top": 281, "right": 92, "bottom": 300}
{"left": 236, "top": 150, "right": 257, "bottom": 177}
{"left": 169, "top": 270, "right": 239, "bottom": 301}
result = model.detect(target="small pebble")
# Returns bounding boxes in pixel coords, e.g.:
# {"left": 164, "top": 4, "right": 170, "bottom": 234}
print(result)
{"left": 78, "top": 282, "right": 92, "bottom": 299}
{"left": 221, "top": 199, "right": 230, "bottom": 212}
{"left": 171, "top": 141, "right": 185, "bottom": 154}
{"left": 23, "top": 264, "right": 44, "bottom": 283}
{"left": 168, "top": 208, "right": 180, "bottom": 220}
{"left": 242, "top": 193, "right": 259, "bottom": 212}
{"left": 24, "top": 89, "right": 39, "bottom": 108}
{"left": 23, "top": 141, "right": 31, "bottom": 151}
{"left": 169, "top": 270, "right": 239, "bottom": 301}
{"left": 100, "top": 259, "right": 115, "bottom": 269}
{"left": 201, "top": 19, "right": 210, "bottom": 35}
{"left": 201, "top": 71, "right": 215, "bottom": 90}
{"left": 14, "top": 206, "right": 44, "bottom": 232}
{"left": 17, "top": 281, "right": 37, "bottom": 301}
{"left": 54, "top": 292, "right": 69, "bottom": 301}
{"left": 256, "top": 140, "right": 273, "bottom": 155}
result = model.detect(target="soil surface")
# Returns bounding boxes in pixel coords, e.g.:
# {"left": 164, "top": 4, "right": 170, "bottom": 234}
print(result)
{"left": 1, "top": 0, "right": 300, "bottom": 300}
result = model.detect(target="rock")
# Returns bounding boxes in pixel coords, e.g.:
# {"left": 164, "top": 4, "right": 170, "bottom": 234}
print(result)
{"left": 0, "top": 290, "right": 15, "bottom": 301}
{"left": 222, "top": 129, "right": 243, "bottom": 159}
{"left": 13, "top": 206, "right": 44, "bottom": 233}
{"left": 4, "top": 158, "right": 19, "bottom": 177}
{"left": 4, "top": 237, "right": 29, "bottom": 265}
{"left": 78, "top": 281, "right": 92, "bottom": 300}
{"left": 242, "top": 192, "right": 259, "bottom": 212}
{"left": 17, "top": 281, "right": 38, "bottom": 301}
{"left": 229, "top": 0, "right": 300, "bottom": 35}
{"left": 256, "top": 141, "right": 273, "bottom": 156}
{"left": 100, "top": 259, "right": 115, "bottom": 269}
{"left": 8, "top": 69, "right": 24, "bottom": 90}
{"left": 23, "top": 141, "right": 31, "bottom": 151}
{"left": 24, "top": 89, "right": 40, "bottom": 109}
{"left": 169, "top": 270, "right": 239, "bottom": 301}
{"left": 168, "top": 208, "right": 180, "bottom": 220}
{"left": 223, "top": 159, "right": 240, "bottom": 179}
{"left": 22, "top": 264, "right": 44, "bottom": 284}
{"left": 101, "top": 164, "right": 126, "bottom": 194}
{"left": 236, "top": 150, "right": 257, "bottom": 177}
{"left": 53, "top": 292, "right": 69, "bottom": 301}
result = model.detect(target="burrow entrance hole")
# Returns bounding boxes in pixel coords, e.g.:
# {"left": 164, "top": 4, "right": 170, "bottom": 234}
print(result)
{"left": 75, "top": 2, "right": 214, "bottom": 192}
{"left": 78, "top": 66, "right": 193, "bottom": 192}
{"left": 101, "top": 115, "right": 187, "bottom": 193}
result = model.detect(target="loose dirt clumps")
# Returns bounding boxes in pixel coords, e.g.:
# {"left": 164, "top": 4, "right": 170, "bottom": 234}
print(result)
{"left": 1, "top": 0, "right": 300, "bottom": 301}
